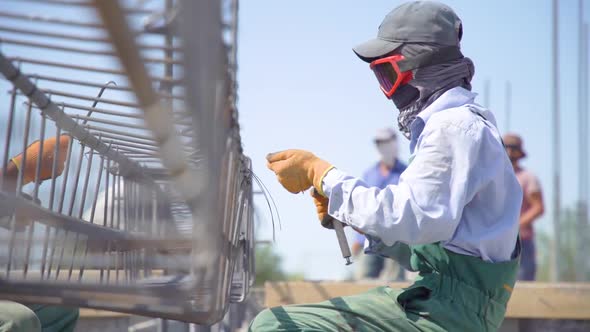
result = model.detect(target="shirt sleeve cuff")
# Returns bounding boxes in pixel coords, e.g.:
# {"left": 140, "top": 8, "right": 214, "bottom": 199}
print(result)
{"left": 321, "top": 168, "right": 347, "bottom": 197}
{"left": 363, "top": 234, "right": 386, "bottom": 255}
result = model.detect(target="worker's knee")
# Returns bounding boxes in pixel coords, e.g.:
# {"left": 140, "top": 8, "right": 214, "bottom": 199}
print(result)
{"left": 0, "top": 301, "right": 41, "bottom": 332}
{"left": 249, "top": 308, "right": 279, "bottom": 332}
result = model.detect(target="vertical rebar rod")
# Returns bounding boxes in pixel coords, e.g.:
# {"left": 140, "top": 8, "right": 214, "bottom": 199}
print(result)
{"left": 140, "top": 184, "right": 146, "bottom": 236}
{"left": 78, "top": 149, "right": 94, "bottom": 219}
{"left": 32, "top": 114, "right": 46, "bottom": 199}
{"left": 119, "top": 179, "right": 129, "bottom": 283}
{"left": 23, "top": 219, "right": 37, "bottom": 278}
{"left": 57, "top": 134, "right": 74, "bottom": 213}
{"left": 48, "top": 134, "right": 74, "bottom": 279}
{"left": 135, "top": 183, "right": 140, "bottom": 233}
{"left": 583, "top": 22, "right": 590, "bottom": 280}
{"left": 41, "top": 125, "right": 62, "bottom": 278}
{"left": 0, "top": 85, "right": 18, "bottom": 190}
{"left": 23, "top": 114, "right": 46, "bottom": 278}
{"left": 576, "top": 12, "right": 590, "bottom": 280}
{"left": 109, "top": 164, "right": 116, "bottom": 229}
{"left": 46, "top": 228, "right": 61, "bottom": 280}
{"left": 16, "top": 102, "right": 33, "bottom": 194}
{"left": 48, "top": 126, "right": 62, "bottom": 209}
{"left": 75, "top": 236, "right": 88, "bottom": 283}
{"left": 151, "top": 191, "right": 158, "bottom": 236}
{"left": 90, "top": 156, "right": 106, "bottom": 225}
{"left": 106, "top": 154, "right": 114, "bottom": 283}
{"left": 574, "top": 0, "right": 587, "bottom": 281}
{"left": 56, "top": 144, "right": 85, "bottom": 279}
{"left": 102, "top": 241, "right": 111, "bottom": 283}
{"left": 80, "top": 155, "right": 106, "bottom": 281}
{"left": 109, "top": 151, "right": 120, "bottom": 228}
{"left": 147, "top": 190, "right": 157, "bottom": 277}
{"left": 54, "top": 231, "right": 68, "bottom": 280}
{"left": 137, "top": 186, "right": 147, "bottom": 279}
{"left": 123, "top": 178, "right": 129, "bottom": 232}
{"left": 551, "top": 0, "right": 561, "bottom": 282}
{"left": 130, "top": 182, "right": 136, "bottom": 232}
{"left": 1, "top": 85, "right": 18, "bottom": 274}
{"left": 116, "top": 169, "right": 122, "bottom": 230}
{"left": 67, "top": 235, "right": 78, "bottom": 281}
{"left": 115, "top": 244, "right": 121, "bottom": 284}
{"left": 67, "top": 145, "right": 86, "bottom": 216}
{"left": 100, "top": 249, "right": 105, "bottom": 283}
{"left": 6, "top": 102, "right": 33, "bottom": 277}
{"left": 103, "top": 158, "right": 110, "bottom": 227}
{"left": 68, "top": 148, "right": 94, "bottom": 279}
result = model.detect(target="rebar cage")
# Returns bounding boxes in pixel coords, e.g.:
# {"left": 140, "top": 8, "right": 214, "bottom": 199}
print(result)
{"left": 0, "top": 0, "right": 253, "bottom": 325}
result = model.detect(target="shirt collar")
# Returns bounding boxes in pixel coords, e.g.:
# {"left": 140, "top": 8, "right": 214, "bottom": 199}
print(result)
{"left": 409, "top": 87, "right": 477, "bottom": 152}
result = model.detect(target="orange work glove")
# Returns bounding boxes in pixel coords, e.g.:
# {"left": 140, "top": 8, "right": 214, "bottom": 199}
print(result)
{"left": 11, "top": 135, "right": 70, "bottom": 185}
{"left": 266, "top": 149, "right": 334, "bottom": 195}
{"left": 311, "top": 189, "right": 334, "bottom": 229}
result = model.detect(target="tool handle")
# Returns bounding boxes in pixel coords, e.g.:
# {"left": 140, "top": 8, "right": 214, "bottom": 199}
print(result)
{"left": 313, "top": 189, "right": 353, "bottom": 265}
{"left": 332, "top": 218, "right": 352, "bottom": 262}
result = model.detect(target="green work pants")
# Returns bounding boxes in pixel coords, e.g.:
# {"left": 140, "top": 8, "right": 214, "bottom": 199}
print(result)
{"left": 0, "top": 301, "right": 78, "bottom": 332}
{"left": 250, "top": 286, "right": 443, "bottom": 332}
{"left": 250, "top": 241, "right": 520, "bottom": 331}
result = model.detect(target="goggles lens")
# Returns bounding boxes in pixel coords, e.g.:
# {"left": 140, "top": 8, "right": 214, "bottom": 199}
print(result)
{"left": 370, "top": 54, "right": 412, "bottom": 98}
{"left": 372, "top": 62, "right": 398, "bottom": 92}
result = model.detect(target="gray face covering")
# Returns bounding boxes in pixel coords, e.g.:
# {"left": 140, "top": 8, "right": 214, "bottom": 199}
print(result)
{"left": 393, "top": 43, "right": 475, "bottom": 139}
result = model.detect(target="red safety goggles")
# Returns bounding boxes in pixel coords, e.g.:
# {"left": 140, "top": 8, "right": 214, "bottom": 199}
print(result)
{"left": 368, "top": 47, "right": 465, "bottom": 99}
{"left": 369, "top": 54, "right": 413, "bottom": 98}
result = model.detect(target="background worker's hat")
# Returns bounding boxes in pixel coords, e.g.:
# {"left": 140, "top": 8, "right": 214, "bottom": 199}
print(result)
{"left": 353, "top": 1, "right": 463, "bottom": 62}
{"left": 373, "top": 127, "right": 397, "bottom": 143}
{"left": 502, "top": 133, "right": 527, "bottom": 158}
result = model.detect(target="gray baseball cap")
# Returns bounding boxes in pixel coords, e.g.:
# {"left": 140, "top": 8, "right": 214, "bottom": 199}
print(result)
{"left": 353, "top": 1, "right": 463, "bottom": 63}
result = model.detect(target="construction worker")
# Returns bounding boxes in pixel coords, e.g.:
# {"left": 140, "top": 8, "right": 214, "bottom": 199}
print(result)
{"left": 503, "top": 133, "right": 545, "bottom": 281}
{"left": 0, "top": 135, "right": 79, "bottom": 332}
{"left": 251, "top": 1, "right": 522, "bottom": 331}
{"left": 352, "top": 127, "right": 407, "bottom": 281}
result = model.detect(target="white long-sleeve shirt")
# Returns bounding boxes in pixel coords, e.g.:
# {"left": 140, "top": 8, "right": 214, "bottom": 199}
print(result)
{"left": 323, "top": 87, "right": 521, "bottom": 262}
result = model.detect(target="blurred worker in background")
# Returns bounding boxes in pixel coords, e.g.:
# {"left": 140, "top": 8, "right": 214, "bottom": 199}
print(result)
{"left": 503, "top": 133, "right": 545, "bottom": 281}
{"left": 0, "top": 135, "right": 79, "bottom": 332}
{"left": 254, "top": 1, "right": 522, "bottom": 331}
{"left": 352, "top": 127, "right": 407, "bottom": 281}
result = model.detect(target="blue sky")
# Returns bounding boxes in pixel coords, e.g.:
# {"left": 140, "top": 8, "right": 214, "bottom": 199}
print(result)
{"left": 238, "top": 0, "right": 581, "bottom": 279}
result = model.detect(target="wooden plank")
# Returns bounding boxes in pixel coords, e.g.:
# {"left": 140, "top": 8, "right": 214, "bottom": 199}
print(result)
{"left": 506, "top": 282, "right": 590, "bottom": 319}
{"left": 79, "top": 308, "right": 130, "bottom": 318}
{"left": 265, "top": 281, "right": 590, "bottom": 319}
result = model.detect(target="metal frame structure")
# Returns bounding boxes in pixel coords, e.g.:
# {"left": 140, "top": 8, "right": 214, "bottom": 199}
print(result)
{"left": 0, "top": 0, "right": 252, "bottom": 325}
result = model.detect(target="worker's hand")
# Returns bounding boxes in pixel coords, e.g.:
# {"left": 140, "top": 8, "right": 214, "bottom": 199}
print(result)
{"left": 266, "top": 149, "right": 333, "bottom": 194}
{"left": 311, "top": 189, "right": 334, "bottom": 229}
{"left": 11, "top": 135, "right": 70, "bottom": 185}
